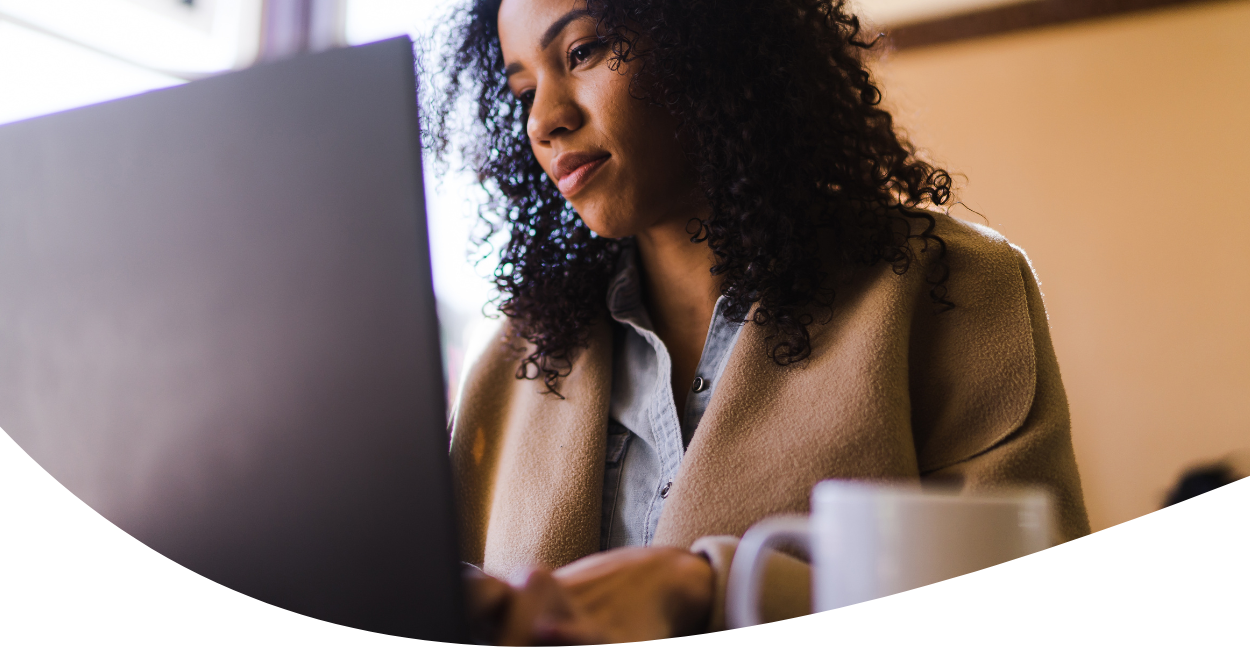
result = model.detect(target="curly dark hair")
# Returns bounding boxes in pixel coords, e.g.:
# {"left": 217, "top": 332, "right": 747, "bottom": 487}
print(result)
{"left": 432, "top": 0, "right": 953, "bottom": 394}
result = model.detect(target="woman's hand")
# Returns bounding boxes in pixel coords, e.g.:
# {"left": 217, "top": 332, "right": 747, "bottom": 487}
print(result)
{"left": 464, "top": 546, "right": 715, "bottom": 645}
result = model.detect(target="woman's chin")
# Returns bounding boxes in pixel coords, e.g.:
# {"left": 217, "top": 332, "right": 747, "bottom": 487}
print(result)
{"left": 576, "top": 214, "right": 637, "bottom": 240}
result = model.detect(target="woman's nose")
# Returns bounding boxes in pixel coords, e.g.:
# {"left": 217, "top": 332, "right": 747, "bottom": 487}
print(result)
{"left": 527, "top": 84, "right": 582, "bottom": 145}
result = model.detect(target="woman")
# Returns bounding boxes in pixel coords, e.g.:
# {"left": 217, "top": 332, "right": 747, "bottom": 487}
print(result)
{"left": 435, "top": 0, "right": 1090, "bottom": 643}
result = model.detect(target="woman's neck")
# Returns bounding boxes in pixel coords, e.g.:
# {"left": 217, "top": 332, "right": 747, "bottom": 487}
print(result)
{"left": 635, "top": 221, "right": 719, "bottom": 329}
{"left": 634, "top": 214, "right": 720, "bottom": 417}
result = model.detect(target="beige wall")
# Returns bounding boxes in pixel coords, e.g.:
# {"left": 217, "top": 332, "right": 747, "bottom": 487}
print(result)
{"left": 872, "top": 1, "right": 1250, "bottom": 531}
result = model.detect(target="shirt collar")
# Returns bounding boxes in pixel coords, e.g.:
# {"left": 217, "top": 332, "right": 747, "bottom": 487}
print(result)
{"left": 605, "top": 238, "right": 743, "bottom": 335}
{"left": 605, "top": 239, "right": 652, "bottom": 330}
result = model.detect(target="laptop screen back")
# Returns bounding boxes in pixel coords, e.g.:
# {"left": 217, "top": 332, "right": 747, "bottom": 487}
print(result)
{"left": 0, "top": 37, "right": 466, "bottom": 642}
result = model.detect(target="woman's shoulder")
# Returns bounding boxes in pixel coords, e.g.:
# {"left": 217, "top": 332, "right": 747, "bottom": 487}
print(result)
{"left": 880, "top": 210, "right": 1040, "bottom": 323}
{"left": 926, "top": 211, "right": 1031, "bottom": 282}
{"left": 903, "top": 212, "right": 1049, "bottom": 471}
{"left": 936, "top": 211, "right": 1042, "bottom": 319}
{"left": 827, "top": 210, "right": 1038, "bottom": 326}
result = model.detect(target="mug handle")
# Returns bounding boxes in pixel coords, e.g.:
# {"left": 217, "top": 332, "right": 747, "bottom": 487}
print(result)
{"left": 725, "top": 515, "right": 811, "bottom": 629}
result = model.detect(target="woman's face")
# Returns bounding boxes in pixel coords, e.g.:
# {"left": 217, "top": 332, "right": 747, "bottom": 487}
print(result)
{"left": 497, "top": 0, "right": 701, "bottom": 238}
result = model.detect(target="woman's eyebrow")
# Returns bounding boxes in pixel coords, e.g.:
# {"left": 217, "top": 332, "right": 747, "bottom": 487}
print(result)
{"left": 503, "top": 9, "right": 592, "bottom": 79}
{"left": 539, "top": 9, "right": 591, "bottom": 49}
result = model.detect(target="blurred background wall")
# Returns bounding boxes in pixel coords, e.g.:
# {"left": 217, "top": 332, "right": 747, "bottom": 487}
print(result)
{"left": 2, "top": 0, "right": 1246, "bottom": 532}
{"left": 871, "top": 0, "right": 1250, "bottom": 530}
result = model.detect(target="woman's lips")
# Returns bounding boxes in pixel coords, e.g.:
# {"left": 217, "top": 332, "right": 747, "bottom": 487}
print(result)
{"left": 553, "top": 153, "right": 610, "bottom": 196}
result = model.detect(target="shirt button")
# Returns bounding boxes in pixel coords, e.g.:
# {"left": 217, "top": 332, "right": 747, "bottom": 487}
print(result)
{"left": 660, "top": 481, "right": 672, "bottom": 498}
{"left": 691, "top": 376, "right": 707, "bottom": 393}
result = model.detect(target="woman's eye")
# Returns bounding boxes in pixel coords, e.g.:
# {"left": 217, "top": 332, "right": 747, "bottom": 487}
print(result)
{"left": 518, "top": 90, "right": 535, "bottom": 111}
{"left": 568, "top": 41, "right": 603, "bottom": 68}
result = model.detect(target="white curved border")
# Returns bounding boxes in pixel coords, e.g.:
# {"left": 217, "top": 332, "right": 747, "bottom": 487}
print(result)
{"left": 3, "top": 424, "right": 1246, "bottom": 649}
{"left": 0, "top": 427, "right": 455, "bottom": 650}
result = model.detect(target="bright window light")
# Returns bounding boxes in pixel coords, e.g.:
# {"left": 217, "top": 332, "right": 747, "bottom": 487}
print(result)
{"left": 0, "top": 0, "right": 261, "bottom": 75}
{"left": 344, "top": 0, "right": 447, "bottom": 46}
{"left": 0, "top": 19, "right": 183, "bottom": 126}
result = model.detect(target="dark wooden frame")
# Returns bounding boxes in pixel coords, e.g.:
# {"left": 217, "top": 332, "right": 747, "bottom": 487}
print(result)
{"left": 886, "top": 0, "right": 1237, "bottom": 50}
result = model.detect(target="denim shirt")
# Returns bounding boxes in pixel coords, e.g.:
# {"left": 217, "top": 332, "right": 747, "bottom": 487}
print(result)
{"left": 600, "top": 243, "right": 745, "bottom": 550}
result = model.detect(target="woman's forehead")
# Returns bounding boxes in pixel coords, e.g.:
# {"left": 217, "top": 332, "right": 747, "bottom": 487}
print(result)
{"left": 498, "top": 0, "right": 589, "bottom": 56}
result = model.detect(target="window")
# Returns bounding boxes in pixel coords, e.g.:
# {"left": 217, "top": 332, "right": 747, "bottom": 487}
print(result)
{"left": 0, "top": 0, "right": 262, "bottom": 125}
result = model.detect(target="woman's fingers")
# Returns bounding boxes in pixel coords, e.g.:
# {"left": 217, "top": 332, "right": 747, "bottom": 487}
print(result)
{"left": 462, "top": 565, "right": 514, "bottom": 643}
{"left": 552, "top": 546, "right": 715, "bottom": 640}
{"left": 468, "top": 549, "right": 714, "bottom": 645}
{"left": 532, "top": 618, "right": 606, "bottom": 646}
{"left": 464, "top": 566, "right": 511, "bottom": 614}
{"left": 495, "top": 567, "right": 599, "bottom": 646}
{"left": 464, "top": 565, "right": 598, "bottom": 645}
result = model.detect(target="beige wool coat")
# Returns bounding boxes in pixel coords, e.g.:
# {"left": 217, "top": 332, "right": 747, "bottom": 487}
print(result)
{"left": 448, "top": 214, "right": 1090, "bottom": 629}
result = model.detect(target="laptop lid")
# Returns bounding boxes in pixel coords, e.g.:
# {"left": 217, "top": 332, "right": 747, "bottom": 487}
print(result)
{"left": 0, "top": 37, "right": 466, "bottom": 642}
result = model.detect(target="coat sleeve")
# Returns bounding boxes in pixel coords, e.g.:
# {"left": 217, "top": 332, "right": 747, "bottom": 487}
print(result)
{"left": 689, "top": 535, "right": 811, "bottom": 632}
{"left": 921, "top": 246, "right": 1091, "bottom": 543}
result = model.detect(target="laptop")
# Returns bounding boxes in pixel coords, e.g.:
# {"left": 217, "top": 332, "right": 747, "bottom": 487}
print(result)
{"left": 0, "top": 37, "right": 467, "bottom": 643}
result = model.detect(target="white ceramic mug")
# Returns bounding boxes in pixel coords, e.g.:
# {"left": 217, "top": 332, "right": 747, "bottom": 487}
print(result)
{"left": 726, "top": 480, "right": 1053, "bottom": 628}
